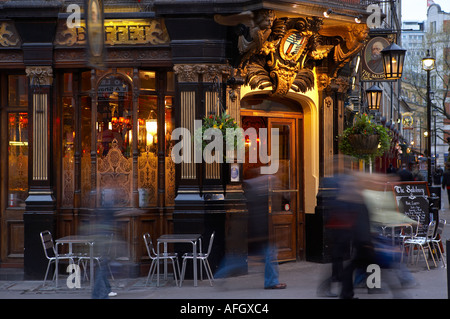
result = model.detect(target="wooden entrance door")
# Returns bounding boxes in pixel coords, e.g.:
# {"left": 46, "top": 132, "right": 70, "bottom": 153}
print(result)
{"left": 268, "top": 118, "right": 297, "bottom": 262}
{"left": 242, "top": 111, "right": 301, "bottom": 262}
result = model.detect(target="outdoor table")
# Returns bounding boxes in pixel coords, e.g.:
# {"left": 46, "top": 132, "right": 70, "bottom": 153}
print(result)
{"left": 381, "top": 222, "right": 413, "bottom": 261}
{"left": 55, "top": 235, "right": 95, "bottom": 289}
{"left": 156, "top": 234, "right": 201, "bottom": 287}
{"left": 382, "top": 222, "right": 413, "bottom": 245}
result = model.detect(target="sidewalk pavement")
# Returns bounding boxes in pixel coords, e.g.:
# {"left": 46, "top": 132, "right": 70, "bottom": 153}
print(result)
{"left": 1, "top": 182, "right": 448, "bottom": 301}
{"left": 0, "top": 257, "right": 447, "bottom": 300}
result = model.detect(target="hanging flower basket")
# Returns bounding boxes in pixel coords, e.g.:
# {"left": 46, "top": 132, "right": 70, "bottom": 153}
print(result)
{"left": 347, "top": 134, "right": 379, "bottom": 155}
{"left": 339, "top": 114, "right": 391, "bottom": 161}
{"left": 194, "top": 113, "right": 244, "bottom": 160}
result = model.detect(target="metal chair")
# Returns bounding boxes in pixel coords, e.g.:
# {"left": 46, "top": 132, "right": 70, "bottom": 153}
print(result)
{"left": 39, "top": 230, "right": 77, "bottom": 285}
{"left": 400, "top": 215, "right": 420, "bottom": 261}
{"left": 402, "top": 220, "right": 437, "bottom": 270}
{"left": 180, "top": 231, "right": 215, "bottom": 287}
{"left": 431, "top": 219, "right": 446, "bottom": 268}
{"left": 143, "top": 233, "right": 180, "bottom": 286}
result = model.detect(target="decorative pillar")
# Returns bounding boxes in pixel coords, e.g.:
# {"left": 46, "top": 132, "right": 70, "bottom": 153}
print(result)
{"left": 173, "top": 63, "right": 249, "bottom": 275}
{"left": 24, "top": 66, "right": 56, "bottom": 279}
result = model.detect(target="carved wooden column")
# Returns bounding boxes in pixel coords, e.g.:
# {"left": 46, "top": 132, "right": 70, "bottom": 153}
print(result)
{"left": 24, "top": 66, "right": 56, "bottom": 278}
{"left": 173, "top": 64, "right": 202, "bottom": 200}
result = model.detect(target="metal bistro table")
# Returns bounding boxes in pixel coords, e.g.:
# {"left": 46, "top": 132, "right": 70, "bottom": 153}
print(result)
{"left": 55, "top": 235, "right": 95, "bottom": 289}
{"left": 156, "top": 234, "right": 201, "bottom": 287}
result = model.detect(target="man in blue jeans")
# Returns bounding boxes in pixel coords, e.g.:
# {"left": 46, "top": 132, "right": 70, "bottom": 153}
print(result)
{"left": 245, "top": 169, "right": 286, "bottom": 290}
{"left": 263, "top": 245, "right": 286, "bottom": 289}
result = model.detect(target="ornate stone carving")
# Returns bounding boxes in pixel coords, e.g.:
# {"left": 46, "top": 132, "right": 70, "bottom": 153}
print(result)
{"left": 26, "top": 66, "right": 53, "bottom": 86}
{"left": 334, "top": 77, "right": 350, "bottom": 93}
{"left": 174, "top": 64, "right": 233, "bottom": 83}
{"left": 173, "top": 64, "right": 199, "bottom": 82}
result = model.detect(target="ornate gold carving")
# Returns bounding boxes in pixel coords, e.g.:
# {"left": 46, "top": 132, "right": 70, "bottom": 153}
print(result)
{"left": 97, "top": 139, "right": 133, "bottom": 207}
{"left": 165, "top": 157, "right": 175, "bottom": 206}
{"left": 0, "top": 22, "right": 20, "bottom": 47}
{"left": 81, "top": 152, "right": 91, "bottom": 208}
{"left": 215, "top": 10, "right": 322, "bottom": 96}
{"left": 62, "top": 155, "right": 75, "bottom": 207}
{"left": 137, "top": 151, "right": 157, "bottom": 207}
{"left": 214, "top": 10, "right": 275, "bottom": 70}
{"left": 215, "top": 10, "right": 370, "bottom": 95}
{"left": 317, "top": 73, "right": 331, "bottom": 91}
{"left": 319, "top": 23, "right": 369, "bottom": 77}
{"left": 54, "top": 19, "right": 170, "bottom": 47}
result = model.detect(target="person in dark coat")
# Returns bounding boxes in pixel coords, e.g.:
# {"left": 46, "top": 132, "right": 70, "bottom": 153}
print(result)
{"left": 316, "top": 174, "right": 356, "bottom": 297}
{"left": 441, "top": 163, "right": 450, "bottom": 206}
{"left": 337, "top": 173, "right": 375, "bottom": 299}
{"left": 397, "top": 164, "right": 413, "bottom": 181}
{"left": 244, "top": 168, "right": 286, "bottom": 290}
{"left": 434, "top": 165, "right": 443, "bottom": 185}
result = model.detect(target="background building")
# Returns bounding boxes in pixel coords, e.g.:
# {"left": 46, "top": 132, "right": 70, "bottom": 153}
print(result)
{"left": 400, "top": 3, "right": 450, "bottom": 169}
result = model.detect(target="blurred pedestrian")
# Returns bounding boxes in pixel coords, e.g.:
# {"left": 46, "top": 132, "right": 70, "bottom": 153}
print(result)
{"left": 214, "top": 167, "right": 286, "bottom": 289}
{"left": 441, "top": 163, "right": 450, "bottom": 206}
{"left": 362, "top": 173, "right": 418, "bottom": 297}
{"left": 245, "top": 167, "right": 286, "bottom": 290}
{"left": 387, "top": 163, "right": 396, "bottom": 174}
{"left": 91, "top": 190, "right": 117, "bottom": 299}
{"left": 412, "top": 164, "right": 424, "bottom": 181}
{"left": 397, "top": 164, "right": 413, "bottom": 181}
{"left": 337, "top": 172, "right": 375, "bottom": 299}
{"left": 316, "top": 173, "right": 356, "bottom": 297}
{"left": 434, "top": 165, "right": 443, "bottom": 185}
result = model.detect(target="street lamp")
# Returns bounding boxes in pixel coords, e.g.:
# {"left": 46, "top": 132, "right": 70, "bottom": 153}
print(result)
{"left": 381, "top": 43, "right": 407, "bottom": 80}
{"left": 366, "top": 84, "right": 383, "bottom": 111}
{"left": 422, "top": 50, "right": 435, "bottom": 186}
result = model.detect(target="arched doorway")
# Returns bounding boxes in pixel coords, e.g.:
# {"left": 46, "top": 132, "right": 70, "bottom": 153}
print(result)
{"left": 241, "top": 94, "right": 304, "bottom": 261}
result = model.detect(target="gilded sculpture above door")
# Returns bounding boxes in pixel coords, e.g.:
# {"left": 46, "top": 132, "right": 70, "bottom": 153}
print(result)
{"left": 214, "top": 9, "right": 369, "bottom": 95}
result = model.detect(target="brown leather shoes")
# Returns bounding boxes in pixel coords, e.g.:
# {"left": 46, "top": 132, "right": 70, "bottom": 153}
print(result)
{"left": 264, "top": 283, "right": 287, "bottom": 289}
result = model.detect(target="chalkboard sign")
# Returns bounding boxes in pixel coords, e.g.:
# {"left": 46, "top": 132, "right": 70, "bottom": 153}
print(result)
{"left": 389, "top": 182, "right": 430, "bottom": 235}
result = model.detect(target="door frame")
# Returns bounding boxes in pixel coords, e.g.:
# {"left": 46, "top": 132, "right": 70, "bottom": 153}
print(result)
{"left": 240, "top": 109, "right": 305, "bottom": 260}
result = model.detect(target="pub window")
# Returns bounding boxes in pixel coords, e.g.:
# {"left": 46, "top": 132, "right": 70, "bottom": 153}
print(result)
{"left": 137, "top": 94, "right": 158, "bottom": 207}
{"left": 80, "top": 95, "right": 92, "bottom": 208}
{"left": 8, "top": 75, "right": 28, "bottom": 107}
{"left": 166, "top": 72, "right": 175, "bottom": 92}
{"left": 62, "top": 95, "right": 75, "bottom": 207}
{"left": 97, "top": 74, "right": 133, "bottom": 158}
{"left": 96, "top": 73, "right": 133, "bottom": 207}
{"left": 81, "top": 71, "right": 91, "bottom": 92}
{"left": 164, "top": 95, "right": 175, "bottom": 206}
{"left": 7, "top": 75, "right": 28, "bottom": 208}
{"left": 8, "top": 112, "right": 28, "bottom": 208}
{"left": 59, "top": 69, "right": 175, "bottom": 209}
{"left": 139, "top": 71, "right": 156, "bottom": 91}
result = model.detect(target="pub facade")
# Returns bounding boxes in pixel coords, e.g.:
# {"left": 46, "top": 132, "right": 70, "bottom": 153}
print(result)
{"left": 0, "top": 0, "right": 370, "bottom": 278}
